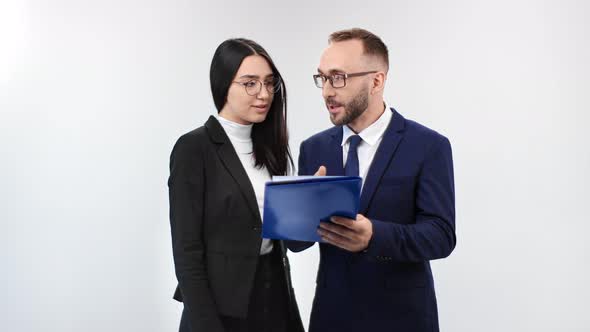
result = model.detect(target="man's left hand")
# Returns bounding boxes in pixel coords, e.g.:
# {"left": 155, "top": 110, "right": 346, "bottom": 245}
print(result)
{"left": 318, "top": 214, "right": 373, "bottom": 252}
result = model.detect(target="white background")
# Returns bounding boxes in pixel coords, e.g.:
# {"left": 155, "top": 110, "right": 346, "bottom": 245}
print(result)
{"left": 1, "top": 0, "right": 589, "bottom": 331}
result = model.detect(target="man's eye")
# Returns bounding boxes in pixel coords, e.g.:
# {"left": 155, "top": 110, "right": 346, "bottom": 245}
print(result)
{"left": 332, "top": 74, "right": 345, "bottom": 81}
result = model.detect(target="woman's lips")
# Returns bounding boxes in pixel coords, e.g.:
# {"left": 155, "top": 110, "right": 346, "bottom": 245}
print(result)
{"left": 252, "top": 104, "right": 269, "bottom": 113}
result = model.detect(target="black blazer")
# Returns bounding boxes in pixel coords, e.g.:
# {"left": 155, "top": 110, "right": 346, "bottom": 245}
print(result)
{"left": 168, "top": 116, "right": 303, "bottom": 332}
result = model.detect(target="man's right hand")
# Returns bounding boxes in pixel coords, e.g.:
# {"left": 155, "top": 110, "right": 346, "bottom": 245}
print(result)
{"left": 314, "top": 166, "right": 327, "bottom": 176}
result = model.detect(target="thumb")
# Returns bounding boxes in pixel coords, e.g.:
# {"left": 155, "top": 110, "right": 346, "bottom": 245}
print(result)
{"left": 314, "top": 166, "right": 327, "bottom": 176}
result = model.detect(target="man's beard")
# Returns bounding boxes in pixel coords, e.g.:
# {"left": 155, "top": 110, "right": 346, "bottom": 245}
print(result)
{"left": 327, "top": 86, "right": 369, "bottom": 126}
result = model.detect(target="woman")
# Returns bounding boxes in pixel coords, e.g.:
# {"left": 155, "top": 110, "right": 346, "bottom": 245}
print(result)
{"left": 168, "top": 38, "right": 304, "bottom": 332}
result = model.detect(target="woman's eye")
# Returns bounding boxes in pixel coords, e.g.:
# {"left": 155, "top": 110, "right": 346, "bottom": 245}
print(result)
{"left": 245, "top": 81, "right": 257, "bottom": 87}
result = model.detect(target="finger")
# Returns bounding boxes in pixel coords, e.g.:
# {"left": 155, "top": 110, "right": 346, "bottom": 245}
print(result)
{"left": 319, "top": 223, "right": 356, "bottom": 241}
{"left": 318, "top": 227, "right": 349, "bottom": 241}
{"left": 314, "top": 166, "right": 327, "bottom": 176}
{"left": 330, "top": 216, "right": 355, "bottom": 228}
{"left": 319, "top": 229, "right": 352, "bottom": 250}
{"left": 320, "top": 236, "right": 338, "bottom": 247}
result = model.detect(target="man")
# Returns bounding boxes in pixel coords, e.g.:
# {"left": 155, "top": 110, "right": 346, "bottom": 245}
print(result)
{"left": 289, "top": 28, "right": 456, "bottom": 331}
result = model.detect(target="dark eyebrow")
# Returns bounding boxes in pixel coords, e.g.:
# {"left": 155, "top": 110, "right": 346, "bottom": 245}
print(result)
{"left": 238, "top": 74, "right": 259, "bottom": 79}
{"left": 238, "top": 73, "right": 274, "bottom": 79}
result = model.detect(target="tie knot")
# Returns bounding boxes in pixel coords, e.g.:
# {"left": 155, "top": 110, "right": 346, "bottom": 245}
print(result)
{"left": 348, "top": 135, "right": 362, "bottom": 151}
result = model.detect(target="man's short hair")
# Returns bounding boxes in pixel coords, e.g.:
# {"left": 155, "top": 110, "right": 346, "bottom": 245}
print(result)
{"left": 329, "top": 28, "right": 389, "bottom": 70}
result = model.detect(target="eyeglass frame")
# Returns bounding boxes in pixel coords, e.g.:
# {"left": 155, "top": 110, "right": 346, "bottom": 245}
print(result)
{"left": 312, "top": 71, "right": 378, "bottom": 89}
{"left": 232, "top": 77, "right": 282, "bottom": 96}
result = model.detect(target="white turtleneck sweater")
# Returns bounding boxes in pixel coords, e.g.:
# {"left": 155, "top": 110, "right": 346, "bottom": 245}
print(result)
{"left": 216, "top": 115, "right": 273, "bottom": 255}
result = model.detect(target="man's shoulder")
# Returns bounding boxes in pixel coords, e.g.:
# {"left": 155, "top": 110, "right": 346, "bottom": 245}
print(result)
{"left": 301, "top": 125, "right": 341, "bottom": 146}
{"left": 401, "top": 115, "right": 450, "bottom": 146}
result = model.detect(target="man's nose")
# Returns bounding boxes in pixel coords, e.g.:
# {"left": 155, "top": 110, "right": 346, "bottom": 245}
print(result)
{"left": 322, "top": 81, "right": 336, "bottom": 99}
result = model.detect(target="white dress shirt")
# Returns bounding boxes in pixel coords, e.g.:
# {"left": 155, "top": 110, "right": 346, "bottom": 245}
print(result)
{"left": 216, "top": 115, "right": 273, "bottom": 255}
{"left": 341, "top": 103, "right": 393, "bottom": 188}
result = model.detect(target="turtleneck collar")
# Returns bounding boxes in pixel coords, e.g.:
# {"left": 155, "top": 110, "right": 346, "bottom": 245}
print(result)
{"left": 216, "top": 114, "right": 253, "bottom": 142}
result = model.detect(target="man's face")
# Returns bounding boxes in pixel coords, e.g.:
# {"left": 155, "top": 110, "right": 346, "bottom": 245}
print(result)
{"left": 317, "top": 40, "right": 372, "bottom": 126}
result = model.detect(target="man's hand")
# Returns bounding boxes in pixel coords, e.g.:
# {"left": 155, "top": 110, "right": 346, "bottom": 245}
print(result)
{"left": 318, "top": 214, "right": 373, "bottom": 252}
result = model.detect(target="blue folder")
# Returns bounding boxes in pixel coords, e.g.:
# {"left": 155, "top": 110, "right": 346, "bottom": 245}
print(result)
{"left": 262, "top": 176, "right": 362, "bottom": 242}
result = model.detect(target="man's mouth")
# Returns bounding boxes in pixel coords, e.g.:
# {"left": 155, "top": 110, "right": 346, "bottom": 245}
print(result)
{"left": 327, "top": 102, "right": 344, "bottom": 114}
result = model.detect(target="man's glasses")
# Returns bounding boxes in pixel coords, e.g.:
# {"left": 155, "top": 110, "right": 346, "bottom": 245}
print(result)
{"left": 313, "top": 71, "right": 377, "bottom": 88}
{"left": 233, "top": 78, "right": 282, "bottom": 96}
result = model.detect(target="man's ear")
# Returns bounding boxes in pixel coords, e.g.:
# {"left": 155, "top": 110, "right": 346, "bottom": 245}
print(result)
{"left": 371, "top": 72, "right": 386, "bottom": 94}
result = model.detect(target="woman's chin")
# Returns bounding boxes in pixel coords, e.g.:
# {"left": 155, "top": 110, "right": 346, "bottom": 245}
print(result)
{"left": 249, "top": 112, "right": 269, "bottom": 123}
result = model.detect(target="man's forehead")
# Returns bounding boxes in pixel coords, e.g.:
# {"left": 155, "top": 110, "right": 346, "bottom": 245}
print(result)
{"left": 318, "top": 40, "right": 365, "bottom": 73}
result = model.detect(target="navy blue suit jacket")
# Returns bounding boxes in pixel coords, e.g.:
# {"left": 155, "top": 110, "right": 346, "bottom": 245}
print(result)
{"left": 290, "top": 109, "right": 455, "bottom": 332}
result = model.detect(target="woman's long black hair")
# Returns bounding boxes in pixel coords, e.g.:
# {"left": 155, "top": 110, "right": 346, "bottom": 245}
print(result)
{"left": 210, "top": 38, "right": 293, "bottom": 176}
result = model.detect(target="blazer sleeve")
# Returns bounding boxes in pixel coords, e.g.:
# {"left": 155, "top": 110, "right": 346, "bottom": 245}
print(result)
{"left": 285, "top": 140, "right": 316, "bottom": 253}
{"left": 168, "top": 135, "right": 224, "bottom": 332}
{"left": 365, "top": 136, "right": 456, "bottom": 262}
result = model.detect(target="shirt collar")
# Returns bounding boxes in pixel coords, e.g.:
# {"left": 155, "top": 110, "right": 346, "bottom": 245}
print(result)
{"left": 341, "top": 102, "right": 392, "bottom": 147}
{"left": 216, "top": 114, "right": 253, "bottom": 142}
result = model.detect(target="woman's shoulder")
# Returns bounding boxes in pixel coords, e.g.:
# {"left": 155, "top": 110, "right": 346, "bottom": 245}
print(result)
{"left": 179, "top": 125, "right": 208, "bottom": 142}
{"left": 170, "top": 125, "right": 211, "bottom": 157}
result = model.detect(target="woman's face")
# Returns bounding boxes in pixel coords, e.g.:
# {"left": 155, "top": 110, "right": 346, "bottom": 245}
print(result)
{"left": 219, "top": 55, "right": 276, "bottom": 125}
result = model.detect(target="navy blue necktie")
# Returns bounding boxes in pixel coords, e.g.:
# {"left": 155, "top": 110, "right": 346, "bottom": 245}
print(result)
{"left": 344, "top": 135, "right": 362, "bottom": 176}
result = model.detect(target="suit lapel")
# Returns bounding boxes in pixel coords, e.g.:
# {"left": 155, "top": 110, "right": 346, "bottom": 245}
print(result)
{"left": 326, "top": 127, "right": 344, "bottom": 176}
{"left": 205, "top": 116, "right": 262, "bottom": 223}
{"left": 360, "top": 109, "right": 406, "bottom": 214}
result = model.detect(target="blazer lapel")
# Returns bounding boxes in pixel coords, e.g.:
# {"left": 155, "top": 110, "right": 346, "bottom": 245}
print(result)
{"left": 325, "top": 127, "right": 344, "bottom": 176}
{"left": 205, "top": 116, "right": 262, "bottom": 223}
{"left": 359, "top": 108, "right": 406, "bottom": 214}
